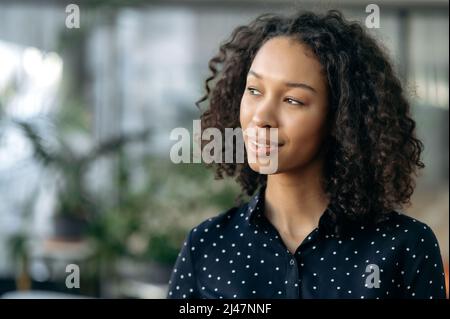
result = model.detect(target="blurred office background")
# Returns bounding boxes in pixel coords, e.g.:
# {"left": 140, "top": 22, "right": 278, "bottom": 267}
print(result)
{"left": 0, "top": 0, "right": 448, "bottom": 298}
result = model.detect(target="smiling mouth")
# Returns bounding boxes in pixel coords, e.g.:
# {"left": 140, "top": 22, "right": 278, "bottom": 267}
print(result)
{"left": 243, "top": 128, "right": 284, "bottom": 155}
{"left": 247, "top": 138, "right": 283, "bottom": 156}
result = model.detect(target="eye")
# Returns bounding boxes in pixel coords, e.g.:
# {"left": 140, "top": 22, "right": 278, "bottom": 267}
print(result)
{"left": 247, "top": 87, "right": 262, "bottom": 96}
{"left": 284, "top": 97, "right": 305, "bottom": 106}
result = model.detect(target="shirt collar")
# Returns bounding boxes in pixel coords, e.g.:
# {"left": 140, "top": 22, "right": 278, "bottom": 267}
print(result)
{"left": 245, "top": 185, "right": 339, "bottom": 236}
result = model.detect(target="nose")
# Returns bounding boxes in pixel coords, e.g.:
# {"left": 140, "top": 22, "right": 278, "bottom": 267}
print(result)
{"left": 251, "top": 96, "right": 278, "bottom": 129}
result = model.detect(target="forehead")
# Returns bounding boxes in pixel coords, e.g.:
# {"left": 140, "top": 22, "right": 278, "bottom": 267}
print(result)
{"left": 249, "top": 36, "right": 325, "bottom": 86}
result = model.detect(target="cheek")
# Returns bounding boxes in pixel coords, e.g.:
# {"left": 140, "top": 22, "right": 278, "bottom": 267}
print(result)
{"left": 284, "top": 112, "right": 328, "bottom": 153}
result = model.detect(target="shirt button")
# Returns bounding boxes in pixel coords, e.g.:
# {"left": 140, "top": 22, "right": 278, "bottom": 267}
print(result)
{"left": 290, "top": 259, "right": 295, "bottom": 266}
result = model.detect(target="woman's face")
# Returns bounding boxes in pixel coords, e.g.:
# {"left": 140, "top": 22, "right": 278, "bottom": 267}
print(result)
{"left": 240, "top": 36, "right": 330, "bottom": 174}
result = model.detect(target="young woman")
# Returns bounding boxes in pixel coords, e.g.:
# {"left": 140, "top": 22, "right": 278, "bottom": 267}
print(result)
{"left": 167, "top": 10, "right": 446, "bottom": 299}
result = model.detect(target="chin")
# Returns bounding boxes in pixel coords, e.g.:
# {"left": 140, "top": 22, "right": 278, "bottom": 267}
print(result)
{"left": 247, "top": 160, "right": 282, "bottom": 175}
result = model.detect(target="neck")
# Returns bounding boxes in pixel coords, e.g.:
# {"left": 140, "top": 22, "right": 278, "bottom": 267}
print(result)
{"left": 264, "top": 158, "right": 329, "bottom": 238}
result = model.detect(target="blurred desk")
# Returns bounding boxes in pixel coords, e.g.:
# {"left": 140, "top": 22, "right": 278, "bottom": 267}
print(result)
{"left": 27, "top": 237, "right": 98, "bottom": 296}
{"left": 30, "top": 238, "right": 94, "bottom": 280}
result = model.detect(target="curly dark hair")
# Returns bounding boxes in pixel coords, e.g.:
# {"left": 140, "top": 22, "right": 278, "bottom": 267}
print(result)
{"left": 196, "top": 10, "right": 424, "bottom": 227}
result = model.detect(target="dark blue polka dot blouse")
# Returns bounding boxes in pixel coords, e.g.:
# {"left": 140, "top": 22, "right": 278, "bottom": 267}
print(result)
{"left": 167, "top": 186, "right": 447, "bottom": 299}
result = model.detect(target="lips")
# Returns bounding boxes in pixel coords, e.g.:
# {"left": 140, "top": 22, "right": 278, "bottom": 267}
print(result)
{"left": 247, "top": 138, "right": 283, "bottom": 156}
{"left": 249, "top": 139, "right": 280, "bottom": 148}
{"left": 243, "top": 128, "right": 283, "bottom": 156}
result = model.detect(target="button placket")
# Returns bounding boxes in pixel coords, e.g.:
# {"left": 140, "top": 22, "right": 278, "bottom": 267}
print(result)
{"left": 285, "top": 252, "right": 300, "bottom": 298}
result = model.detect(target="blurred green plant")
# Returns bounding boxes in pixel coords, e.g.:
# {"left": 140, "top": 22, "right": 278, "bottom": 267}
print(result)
{"left": 88, "top": 152, "right": 241, "bottom": 266}
{"left": 7, "top": 188, "right": 38, "bottom": 291}
{"left": 15, "top": 119, "right": 151, "bottom": 239}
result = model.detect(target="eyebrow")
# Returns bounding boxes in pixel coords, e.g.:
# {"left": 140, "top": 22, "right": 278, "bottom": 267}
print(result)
{"left": 248, "top": 70, "right": 317, "bottom": 93}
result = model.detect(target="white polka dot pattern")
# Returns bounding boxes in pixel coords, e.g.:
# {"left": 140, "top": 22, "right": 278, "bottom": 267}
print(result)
{"left": 167, "top": 187, "right": 447, "bottom": 299}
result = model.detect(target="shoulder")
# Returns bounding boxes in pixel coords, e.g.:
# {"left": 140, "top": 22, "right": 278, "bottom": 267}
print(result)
{"left": 377, "top": 211, "right": 441, "bottom": 250}
{"left": 185, "top": 204, "right": 248, "bottom": 247}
